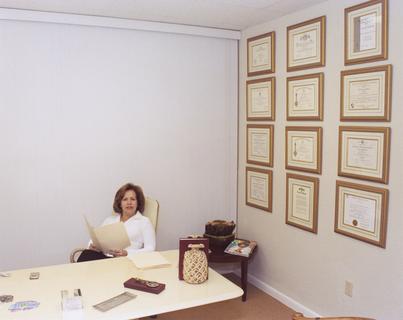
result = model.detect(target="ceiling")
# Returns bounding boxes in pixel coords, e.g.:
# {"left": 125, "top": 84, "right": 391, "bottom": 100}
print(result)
{"left": 0, "top": 0, "right": 328, "bottom": 30}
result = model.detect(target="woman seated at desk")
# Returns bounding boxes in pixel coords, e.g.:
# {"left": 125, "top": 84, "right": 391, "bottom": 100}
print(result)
{"left": 78, "top": 183, "right": 156, "bottom": 262}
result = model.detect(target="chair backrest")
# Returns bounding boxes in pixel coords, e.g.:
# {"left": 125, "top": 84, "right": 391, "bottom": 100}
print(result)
{"left": 143, "top": 197, "right": 159, "bottom": 231}
{"left": 292, "top": 313, "right": 375, "bottom": 320}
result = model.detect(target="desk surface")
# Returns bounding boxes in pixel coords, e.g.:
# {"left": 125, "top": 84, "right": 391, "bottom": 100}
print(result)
{"left": 0, "top": 250, "right": 243, "bottom": 320}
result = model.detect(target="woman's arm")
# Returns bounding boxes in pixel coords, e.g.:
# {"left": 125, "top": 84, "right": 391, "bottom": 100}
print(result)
{"left": 126, "top": 218, "right": 156, "bottom": 255}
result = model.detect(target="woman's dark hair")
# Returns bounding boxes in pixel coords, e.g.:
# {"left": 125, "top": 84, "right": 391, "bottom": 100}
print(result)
{"left": 113, "top": 183, "right": 145, "bottom": 214}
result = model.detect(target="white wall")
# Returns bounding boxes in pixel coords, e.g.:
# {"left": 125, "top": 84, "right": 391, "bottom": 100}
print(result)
{"left": 0, "top": 14, "right": 238, "bottom": 270}
{"left": 238, "top": 0, "right": 403, "bottom": 319}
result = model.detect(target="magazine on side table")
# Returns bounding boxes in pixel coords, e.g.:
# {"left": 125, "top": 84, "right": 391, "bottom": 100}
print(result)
{"left": 224, "top": 239, "right": 257, "bottom": 257}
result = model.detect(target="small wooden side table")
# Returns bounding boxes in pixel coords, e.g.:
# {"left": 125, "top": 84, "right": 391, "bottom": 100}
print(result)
{"left": 208, "top": 247, "right": 257, "bottom": 302}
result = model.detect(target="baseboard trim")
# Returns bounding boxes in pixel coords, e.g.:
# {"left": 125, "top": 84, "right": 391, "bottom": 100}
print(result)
{"left": 234, "top": 270, "right": 321, "bottom": 317}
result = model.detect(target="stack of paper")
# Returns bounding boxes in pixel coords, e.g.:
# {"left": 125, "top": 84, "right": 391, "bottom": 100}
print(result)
{"left": 128, "top": 251, "right": 171, "bottom": 269}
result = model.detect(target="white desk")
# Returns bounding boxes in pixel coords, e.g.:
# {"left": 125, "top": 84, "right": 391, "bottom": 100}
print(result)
{"left": 0, "top": 250, "right": 243, "bottom": 319}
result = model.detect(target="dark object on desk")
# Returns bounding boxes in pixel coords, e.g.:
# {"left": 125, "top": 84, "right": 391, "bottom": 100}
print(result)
{"left": 204, "top": 220, "right": 236, "bottom": 252}
{"left": 179, "top": 236, "right": 209, "bottom": 280}
{"left": 124, "top": 278, "right": 165, "bottom": 294}
{"left": 224, "top": 239, "right": 257, "bottom": 257}
{"left": 209, "top": 243, "right": 257, "bottom": 302}
{"left": 29, "top": 272, "right": 40, "bottom": 280}
{"left": 0, "top": 295, "right": 13, "bottom": 303}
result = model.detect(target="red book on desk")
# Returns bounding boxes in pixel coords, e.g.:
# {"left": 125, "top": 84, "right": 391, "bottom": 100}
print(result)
{"left": 178, "top": 236, "right": 209, "bottom": 280}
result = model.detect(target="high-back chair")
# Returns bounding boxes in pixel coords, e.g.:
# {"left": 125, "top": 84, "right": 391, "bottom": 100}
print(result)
{"left": 143, "top": 197, "right": 159, "bottom": 232}
{"left": 292, "top": 312, "right": 375, "bottom": 320}
{"left": 69, "top": 197, "right": 159, "bottom": 263}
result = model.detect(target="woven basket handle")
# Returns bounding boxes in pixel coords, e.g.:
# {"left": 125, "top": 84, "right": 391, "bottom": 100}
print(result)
{"left": 188, "top": 234, "right": 202, "bottom": 239}
{"left": 187, "top": 244, "right": 205, "bottom": 249}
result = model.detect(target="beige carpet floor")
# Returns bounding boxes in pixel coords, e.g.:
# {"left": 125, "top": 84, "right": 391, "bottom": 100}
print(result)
{"left": 152, "top": 273, "right": 295, "bottom": 320}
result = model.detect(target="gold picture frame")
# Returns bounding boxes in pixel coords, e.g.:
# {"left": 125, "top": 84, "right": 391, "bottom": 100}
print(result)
{"left": 287, "top": 16, "right": 326, "bottom": 72}
{"left": 287, "top": 72, "right": 324, "bottom": 120}
{"left": 285, "top": 127, "right": 322, "bottom": 174}
{"left": 345, "top": 0, "right": 388, "bottom": 65}
{"left": 335, "top": 180, "right": 388, "bottom": 248}
{"left": 246, "top": 167, "right": 273, "bottom": 212}
{"left": 338, "top": 126, "right": 390, "bottom": 184}
{"left": 247, "top": 31, "right": 275, "bottom": 77}
{"left": 247, "top": 124, "right": 274, "bottom": 167}
{"left": 286, "top": 173, "right": 319, "bottom": 233}
{"left": 340, "top": 65, "right": 392, "bottom": 121}
{"left": 246, "top": 77, "right": 275, "bottom": 121}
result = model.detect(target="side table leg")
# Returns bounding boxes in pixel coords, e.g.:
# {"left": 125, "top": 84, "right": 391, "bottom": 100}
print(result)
{"left": 241, "top": 260, "right": 248, "bottom": 302}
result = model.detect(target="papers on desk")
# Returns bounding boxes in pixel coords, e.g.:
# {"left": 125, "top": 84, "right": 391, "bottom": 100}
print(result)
{"left": 128, "top": 251, "right": 171, "bottom": 269}
{"left": 84, "top": 216, "right": 130, "bottom": 252}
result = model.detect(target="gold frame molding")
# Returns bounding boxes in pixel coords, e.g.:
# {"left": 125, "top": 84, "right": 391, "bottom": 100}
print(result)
{"left": 247, "top": 31, "right": 275, "bottom": 77}
{"left": 287, "top": 16, "right": 326, "bottom": 72}
{"left": 247, "top": 124, "right": 274, "bottom": 167}
{"left": 344, "top": 0, "right": 388, "bottom": 65}
{"left": 338, "top": 126, "right": 390, "bottom": 184}
{"left": 245, "top": 167, "right": 273, "bottom": 213}
{"left": 285, "top": 126, "right": 323, "bottom": 174}
{"left": 246, "top": 77, "right": 276, "bottom": 121}
{"left": 340, "top": 65, "right": 392, "bottom": 121}
{"left": 286, "top": 173, "right": 319, "bottom": 233}
{"left": 287, "top": 72, "right": 324, "bottom": 121}
{"left": 335, "top": 180, "right": 388, "bottom": 248}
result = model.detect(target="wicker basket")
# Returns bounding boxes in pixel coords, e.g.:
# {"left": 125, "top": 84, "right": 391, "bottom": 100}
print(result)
{"left": 183, "top": 244, "right": 208, "bottom": 284}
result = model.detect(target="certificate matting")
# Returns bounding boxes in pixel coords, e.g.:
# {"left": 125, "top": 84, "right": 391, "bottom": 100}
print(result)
{"left": 287, "top": 16, "right": 326, "bottom": 72}
{"left": 246, "top": 77, "right": 275, "bottom": 121}
{"left": 247, "top": 31, "right": 275, "bottom": 76}
{"left": 287, "top": 72, "right": 324, "bottom": 120}
{"left": 335, "top": 180, "right": 388, "bottom": 248}
{"left": 345, "top": 0, "right": 388, "bottom": 65}
{"left": 286, "top": 127, "right": 322, "bottom": 174}
{"left": 340, "top": 65, "right": 391, "bottom": 121}
{"left": 338, "top": 126, "right": 390, "bottom": 183}
{"left": 286, "top": 173, "right": 319, "bottom": 233}
{"left": 246, "top": 167, "right": 273, "bottom": 212}
{"left": 247, "top": 124, "right": 274, "bottom": 167}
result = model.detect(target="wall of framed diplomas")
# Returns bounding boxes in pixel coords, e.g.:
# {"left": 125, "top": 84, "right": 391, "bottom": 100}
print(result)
{"left": 237, "top": 0, "right": 403, "bottom": 319}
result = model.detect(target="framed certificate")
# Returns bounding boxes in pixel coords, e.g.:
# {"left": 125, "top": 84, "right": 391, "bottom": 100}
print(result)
{"left": 247, "top": 124, "right": 274, "bottom": 167}
{"left": 286, "top": 127, "right": 322, "bottom": 174}
{"left": 246, "top": 167, "right": 273, "bottom": 212}
{"left": 335, "top": 180, "right": 388, "bottom": 248}
{"left": 338, "top": 126, "right": 390, "bottom": 184}
{"left": 341, "top": 65, "right": 391, "bottom": 121}
{"left": 286, "top": 173, "right": 319, "bottom": 233}
{"left": 287, "top": 73, "right": 324, "bottom": 120}
{"left": 247, "top": 31, "right": 275, "bottom": 77}
{"left": 246, "top": 77, "right": 275, "bottom": 121}
{"left": 345, "top": 0, "right": 388, "bottom": 65}
{"left": 287, "top": 16, "right": 326, "bottom": 72}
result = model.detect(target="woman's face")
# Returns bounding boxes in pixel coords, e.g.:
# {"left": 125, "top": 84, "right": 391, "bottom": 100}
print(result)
{"left": 121, "top": 190, "right": 138, "bottom": 217}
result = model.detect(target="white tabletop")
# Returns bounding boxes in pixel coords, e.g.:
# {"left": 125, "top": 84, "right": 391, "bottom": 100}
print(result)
{"left": 0, "top": 250, "right": 243, "bottom": 319}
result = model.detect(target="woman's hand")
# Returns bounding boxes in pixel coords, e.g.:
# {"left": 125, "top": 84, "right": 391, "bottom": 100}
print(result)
{"left": 109, "top": 249, "right": 128, "bottom": 257}
{"left": 89, "top": 243, "right": 101, "bottom": 252}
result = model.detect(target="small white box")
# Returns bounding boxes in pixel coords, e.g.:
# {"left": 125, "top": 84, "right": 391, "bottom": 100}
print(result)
{"left": 61, "top": 289, "right": 83, "bottom": 311}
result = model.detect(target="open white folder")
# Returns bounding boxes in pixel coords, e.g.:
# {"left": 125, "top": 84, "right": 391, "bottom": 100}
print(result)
{"left": 84, "top": 216, "right": 130, "bottom": 253}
